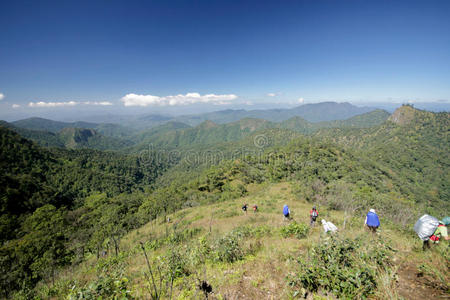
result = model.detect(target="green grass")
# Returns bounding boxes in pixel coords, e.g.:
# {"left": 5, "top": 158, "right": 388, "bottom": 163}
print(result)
{"left": 33, "top": 182, "right": 449, "bottom": 299}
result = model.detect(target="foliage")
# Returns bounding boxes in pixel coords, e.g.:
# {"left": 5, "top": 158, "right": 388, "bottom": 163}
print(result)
{"left": 0, "top": 126, "right": 169, "bottom": 296}
{"left": 280, "top": 222, "right": 310, "bottom": 239}
{"left": 0, "top": 105, "right": 448, "bottom": 297}
{"left": 288, "top": 236, "right": 393, "bottom": 299}
{"left": 67, "top": 276, "right": 132, "bottom": 299}
{"left": 213, "top": 233, "right": 244, "bottom": 263}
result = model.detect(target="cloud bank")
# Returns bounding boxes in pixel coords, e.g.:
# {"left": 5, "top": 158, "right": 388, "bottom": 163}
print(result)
{"left": 267, "top": 93, "right": 277, "bottom": 97}
{"left": 12, "top": 104, "right": 21, "bottom": 108}
{"left": 0, "top": 93, "right": 4, "bottom": 100}
{"left": 28, "top": 101, "right": 113, "bottom": 107}
{"left": 121, "top": 92, "right": 238, "bottom": 107}
{"left": 297, "top": 97, "right": 304, "bottom": 104}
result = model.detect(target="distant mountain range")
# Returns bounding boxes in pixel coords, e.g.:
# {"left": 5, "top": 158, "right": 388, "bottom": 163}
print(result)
{"left": 131, "top": 109, "right": 390, "bottom": 151}
{"left": 8, "top": 101, "right": 380, "bottom": 131}
{"left": 172, "top": 101, "right": 376, "bottom": 126}
{"left": 1, "top": 103, "right": 391, "bottom": 151}
{"left": 46, "top": 101, "right": 377, "bottom": 130}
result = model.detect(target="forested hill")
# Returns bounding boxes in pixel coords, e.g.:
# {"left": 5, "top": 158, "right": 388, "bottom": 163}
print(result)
{"left": 315, "top": 105, "right": 450, "bottom": 212}
{"left": 2, "top": 121, "right": 134, "bottom": 150}
{"left": 0, "top": 124, "right": 174, "bottom": 295}
{"left": 12, "top": 117, "right": 135, "bottom": 138}
{"left": 131, "top": 110, "right": 390, "bottom": 152}
{"left": 0, "top": 125, "right": 169, "bottom": 241}
{"left": 132, "top": 118, "right": 274, "bottom": 151}
{"left": 6, "top": 107, "right": 389, "bottom": 152}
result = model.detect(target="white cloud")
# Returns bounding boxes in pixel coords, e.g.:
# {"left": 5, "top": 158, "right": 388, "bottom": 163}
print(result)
{"left": 82, "top": 101, "right": 113, "bottom": 106}
{"left": 267, "top": 93, "right": 277, "bottom": 97}
{"left": 121, "top": 92, "right": 238, "bottom": 107}
{"left": 12, "top": 104, "right": 20, "bottom": 108}
{"left": 28, "top": 101, "right": 113, "bottom": 107}
{"left": 297, "top": 97, "right": 304, "bottom": 104}
{"left": 28, "top": 101, "right": 78, "bottom": 107}
{"left": 0, "top": 93, "right": 4, "bottom": 100}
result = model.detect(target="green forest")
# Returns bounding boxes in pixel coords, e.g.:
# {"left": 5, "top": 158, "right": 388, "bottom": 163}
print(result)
{"left": 0, "top": 105, "right": 449, "bottom": 299}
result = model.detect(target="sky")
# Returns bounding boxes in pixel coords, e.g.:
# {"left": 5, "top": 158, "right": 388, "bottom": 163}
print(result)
{"left": 0, "top": 0, "right": 449, "bottom": 120}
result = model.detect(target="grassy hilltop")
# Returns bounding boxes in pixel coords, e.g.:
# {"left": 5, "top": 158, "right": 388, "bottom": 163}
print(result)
{"left": 35, "top": 182, "right": 449, "bottom": 299}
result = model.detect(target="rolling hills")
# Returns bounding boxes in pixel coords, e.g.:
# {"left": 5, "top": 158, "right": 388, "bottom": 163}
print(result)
{"left": 0, "top": 105, "right": 448, "bottom": 299}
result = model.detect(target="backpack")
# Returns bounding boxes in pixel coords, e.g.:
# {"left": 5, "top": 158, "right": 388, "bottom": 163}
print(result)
{"left": 311, "top": 210, "right": 318, "bottom": 218}
{"left": 414, "top": 214, "right": 439, "bottom": 241}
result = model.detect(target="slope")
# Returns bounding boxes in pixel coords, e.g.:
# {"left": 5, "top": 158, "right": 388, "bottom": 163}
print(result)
{"left": 315, "top": 105, "right": 450, "bottom": 212}
{"left": 0, "top": 125, "right": 172, "bottom": 295}
{"left": 57, "top": 127, "right": 133, "bottom": 150}
{"left": 33, "top": 183, "right": 448, "bottom": 299}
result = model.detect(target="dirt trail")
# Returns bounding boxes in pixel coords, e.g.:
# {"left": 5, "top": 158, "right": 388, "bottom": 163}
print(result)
{"left": 397, "top": 262, "right": 450, "bottom": 300}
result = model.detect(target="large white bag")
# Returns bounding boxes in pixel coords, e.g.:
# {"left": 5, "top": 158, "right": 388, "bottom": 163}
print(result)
{"left": 414, "top": 214, "right": 439, "bottom": 241}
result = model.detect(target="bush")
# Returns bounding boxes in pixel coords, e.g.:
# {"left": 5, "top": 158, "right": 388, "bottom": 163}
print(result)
{"left": 213, "top": 234, "right": 243, "bottom": 263}
{"left": 288, "top": 236, "right": 393, "bottom": 299}
{"left": 280, "top": 222, "right": 309, "bottom": 239}
{"left": 231, "top": 225, "right": 272, "bottom": 239}
{"left": 162, "top": 247, "right": 190, "bottom": 279}
{"left": 67, "top": 276, "right": 132, "bottom": 299}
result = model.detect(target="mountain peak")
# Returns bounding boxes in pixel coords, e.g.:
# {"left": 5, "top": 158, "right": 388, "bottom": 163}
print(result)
{"left": 388, "top": 105, "right": 418, "bottom": 125}
{"left": 198, "top": 120, "right": 218, "bottom": 129}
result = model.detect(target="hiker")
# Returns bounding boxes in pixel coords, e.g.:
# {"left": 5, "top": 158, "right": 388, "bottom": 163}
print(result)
{"left": 364, "top": 209, "right": 380, "bottom": 233}
{"left": 283, "top": 204, "right": 290, "bottom": 219}
{"left": 414, "top": 214, "right": 440, "bottom": 250}
{"left": 321, "top": 219, "right": 338, "bottom": 234}
{"left": 242, "top": 203, "right": 248, "bottom": 214}
{"left": 252, "top": 204, "right": 258, "bottom": 213}
{"left": 423, "top": 219, "right": 449, "bottom": 250}
{"left": 310, "top": 206, "right": 319, "bottom": 226}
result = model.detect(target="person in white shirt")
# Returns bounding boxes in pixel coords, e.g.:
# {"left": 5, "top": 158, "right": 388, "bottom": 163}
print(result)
{"left": 321, "top": 219, "right": 338, "bottom": 234}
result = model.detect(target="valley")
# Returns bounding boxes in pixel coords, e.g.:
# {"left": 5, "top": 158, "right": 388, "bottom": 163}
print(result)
{"left": 0, "top": 103, "right": 448, "bottom": 299}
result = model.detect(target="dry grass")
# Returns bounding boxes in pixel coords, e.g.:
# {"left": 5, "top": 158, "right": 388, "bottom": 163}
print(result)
{"left": 51, "top": 182, "right": 449, "bottom": 300}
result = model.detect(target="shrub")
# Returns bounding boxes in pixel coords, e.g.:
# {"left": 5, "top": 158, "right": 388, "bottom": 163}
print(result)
{"left": 288, "top": 236, "right": 393, "bottom": 299}
{"left": 188, "top": 236, "right": 211, "bottom": 266}
{"left": 280, "top": 222, "right": 309, "bottom": 239}
{"left": 231, "top": 225, "right": 272, "bottom": 239}
{"left": 162, "top": 247, "right": 190, "bottom": 279}
{"left": 67, "top": 276, "right": 132, "bottom": 299}
{"left": 213, "top": 234, "right": 243, "bottom": 263}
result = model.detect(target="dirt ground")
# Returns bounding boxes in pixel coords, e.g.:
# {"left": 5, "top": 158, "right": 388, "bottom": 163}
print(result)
{"left": 397, "top": 262, "right": 450, "bottom": 300}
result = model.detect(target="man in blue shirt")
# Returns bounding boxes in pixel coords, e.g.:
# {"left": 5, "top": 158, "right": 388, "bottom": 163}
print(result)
{"left": 365, "top": 209, "right": 380, "bottom": 233}
{"left": 283, "top": 204, "right": 290, "bottom": 219}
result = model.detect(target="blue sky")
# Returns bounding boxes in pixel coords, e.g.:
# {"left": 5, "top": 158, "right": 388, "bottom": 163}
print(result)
{"left": 0, "top": 0, "right": 449, "bottom": 119}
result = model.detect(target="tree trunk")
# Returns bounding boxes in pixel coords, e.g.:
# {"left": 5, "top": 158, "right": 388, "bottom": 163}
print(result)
{"left": 112, "top": 236, "right": 119, "bottom": 256}
{"left": 343, "top": 210, "right": 348, "bottom": 229}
